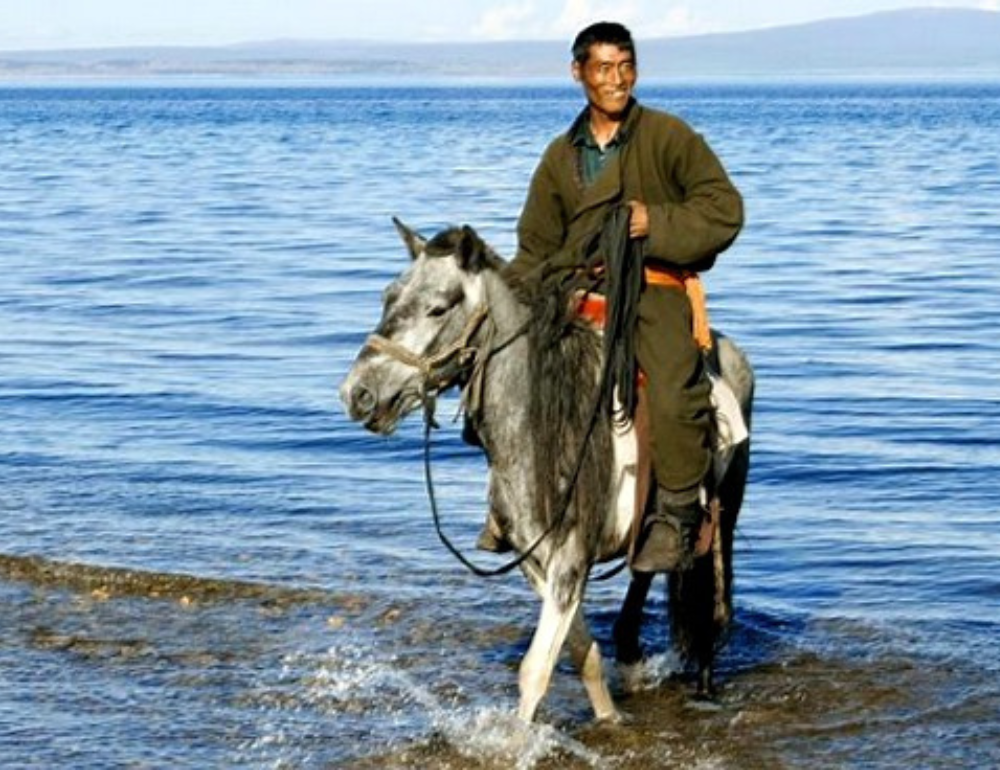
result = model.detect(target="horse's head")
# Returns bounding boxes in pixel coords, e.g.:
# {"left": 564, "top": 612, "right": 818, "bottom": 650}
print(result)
{"left": 340, "top": 218, "right": 503, "bottom": 435}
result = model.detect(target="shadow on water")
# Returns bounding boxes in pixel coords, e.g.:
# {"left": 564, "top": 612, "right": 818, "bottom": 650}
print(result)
{"left": 3, "top": 554, "right": 996, "bottom": 769}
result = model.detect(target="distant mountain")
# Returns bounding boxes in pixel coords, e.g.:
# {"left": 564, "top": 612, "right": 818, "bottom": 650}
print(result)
{"left": 2, "top": 8, "right": 999, "bottom": 80}
{"left": 643, "top": 7, "right": 1000, "bottom": 76}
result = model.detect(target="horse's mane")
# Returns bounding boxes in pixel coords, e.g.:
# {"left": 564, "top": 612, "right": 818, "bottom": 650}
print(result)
{"left": 425, "top": 226, "right": 506, "bottom": 271}
{"left": 518, "top": 276, "right": 614, "bottom": 551}
{"left": 426, "top": 224, "right": 613, "bottom": 553}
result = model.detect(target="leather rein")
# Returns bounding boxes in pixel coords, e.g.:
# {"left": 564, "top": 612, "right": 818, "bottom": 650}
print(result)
{"left": 365, "top": 300, "right": 626, "bottom": 581}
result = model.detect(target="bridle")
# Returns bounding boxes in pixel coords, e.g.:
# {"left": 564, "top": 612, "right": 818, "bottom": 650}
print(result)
{"left": 362, "top": 300, "right": 556, "bottom": 577}
{"left": 361, "top": 297, "right": 627, "bottom": 581}
{"left": 364, "top": 302, "right": 491, "bottom": 398}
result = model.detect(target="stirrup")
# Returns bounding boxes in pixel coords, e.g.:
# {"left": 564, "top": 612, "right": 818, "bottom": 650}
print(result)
{"left": 631, "top": 492, "right": 705, "bottom": 573}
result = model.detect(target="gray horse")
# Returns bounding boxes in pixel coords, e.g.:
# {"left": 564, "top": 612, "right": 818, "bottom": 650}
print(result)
{"left": 340, "top": 220, "right": 753, "bottom": 722}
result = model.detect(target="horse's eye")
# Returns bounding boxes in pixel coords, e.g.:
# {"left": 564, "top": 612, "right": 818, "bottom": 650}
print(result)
{"left": 428, "top": 305, "right": 450, "bottom": 318}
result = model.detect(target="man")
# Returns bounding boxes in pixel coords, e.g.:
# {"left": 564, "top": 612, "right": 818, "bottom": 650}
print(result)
{"left": 481, "top": 21, "right": 743, "bottom": 572}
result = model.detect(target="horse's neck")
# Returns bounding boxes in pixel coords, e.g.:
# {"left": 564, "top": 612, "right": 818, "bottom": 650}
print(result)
{"left": 482, "top": 270, "right": 529, "bottom": 343}
{"left": 473, "top": 270, "right": 546, "bottom": 535}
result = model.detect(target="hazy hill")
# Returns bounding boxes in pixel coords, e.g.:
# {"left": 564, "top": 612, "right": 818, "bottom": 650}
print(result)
{"left": 1, "top": 8, "right": 999, "bottom": 80}
{"left": 643, "top": 7, "right": 1000, "bottom": 75}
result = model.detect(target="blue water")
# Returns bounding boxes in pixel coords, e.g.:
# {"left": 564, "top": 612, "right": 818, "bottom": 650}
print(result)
{"left": 1, "top": 81, "right": 999, "bottom": 768}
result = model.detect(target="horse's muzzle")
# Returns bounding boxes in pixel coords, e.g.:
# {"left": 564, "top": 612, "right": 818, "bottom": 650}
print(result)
{"left": 342, "top": 381, "right": 378, "bottom": 423}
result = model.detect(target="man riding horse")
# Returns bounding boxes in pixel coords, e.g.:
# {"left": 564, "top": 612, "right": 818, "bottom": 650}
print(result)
{"left": 478, "top": 21, "right": 744, "bottom": 574}
{"left": 341, "top": 20, "right": 750, "bottom": 719}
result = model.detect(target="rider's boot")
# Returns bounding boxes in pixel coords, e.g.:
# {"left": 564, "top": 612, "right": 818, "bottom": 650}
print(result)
{"left": 631, "top": 485, "right": 706, "bottom": 573}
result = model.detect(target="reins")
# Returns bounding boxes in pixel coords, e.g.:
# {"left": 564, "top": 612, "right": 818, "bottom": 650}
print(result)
{"left": 421, "top": 374, "right": 627, "bottom": 581}
{"left": 372, "top": 221, "right": 638, "bottom": 582}
{"left": 432, "top": 310, "right": 580, "bottom": 578}
{"left": 365, "top": 304, "right": 545, "bottom": 577}
{"left": 421, "top": 391, "right": 555, "bottom": 577}
{"left": 596, "top": 206, "right": 645, "bottom": 425}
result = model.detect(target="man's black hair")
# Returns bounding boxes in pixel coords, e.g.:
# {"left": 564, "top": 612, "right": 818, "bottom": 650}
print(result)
{"left": 571, "top": 21, "right": 636, "bottom": 65}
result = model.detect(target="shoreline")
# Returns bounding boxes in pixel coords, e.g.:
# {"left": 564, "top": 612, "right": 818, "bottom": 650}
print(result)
{"left": 0, "top": 552, "right": 345, "bottom": 607}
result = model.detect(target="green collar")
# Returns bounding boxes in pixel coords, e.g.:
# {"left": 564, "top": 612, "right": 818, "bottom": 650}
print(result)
{"left": 567, "top": 98, "right": 639, "bottom": 148}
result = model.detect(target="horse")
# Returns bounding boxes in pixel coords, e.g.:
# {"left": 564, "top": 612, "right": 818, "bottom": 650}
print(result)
{"left": 340, "top": 219, "right": 753, "bottom": 723}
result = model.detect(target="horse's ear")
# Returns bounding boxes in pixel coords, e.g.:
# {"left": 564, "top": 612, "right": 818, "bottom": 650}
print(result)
{"left": 393, "top": 217, "right": 426, "bottom": 260}
{"left": 457, "top": 225, "right": 488, "bottom": 272}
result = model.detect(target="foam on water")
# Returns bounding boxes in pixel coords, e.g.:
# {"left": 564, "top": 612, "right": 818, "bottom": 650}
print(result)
{"left": 615, "top": 650, "right": 685, "bottom": 695}
{"left": 240, "top": 641, "right": 609, "bottom": 769}
{"left": 434, "top": 707, "right": 607, "bottom": 770}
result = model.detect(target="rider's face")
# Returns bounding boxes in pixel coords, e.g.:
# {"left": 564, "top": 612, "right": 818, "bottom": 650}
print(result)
{"left": 572, "top": 43, "right": 637, "bottom": 120}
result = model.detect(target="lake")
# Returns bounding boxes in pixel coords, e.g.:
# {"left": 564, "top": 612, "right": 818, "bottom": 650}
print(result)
{"left": 1, "top": 80, "right": 998, "bottom": 768}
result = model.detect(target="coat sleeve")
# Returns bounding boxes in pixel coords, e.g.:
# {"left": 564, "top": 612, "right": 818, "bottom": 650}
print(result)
{"left": 504, "top": 142, "right": 571, "bottom": 285}
{"left": 643, "top": 124, "right": 744, "bottom": 271}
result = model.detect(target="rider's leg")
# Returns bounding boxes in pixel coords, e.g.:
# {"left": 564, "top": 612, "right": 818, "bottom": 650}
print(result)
{"left": 630, "top": 284, "right": 713, "bottom": 573}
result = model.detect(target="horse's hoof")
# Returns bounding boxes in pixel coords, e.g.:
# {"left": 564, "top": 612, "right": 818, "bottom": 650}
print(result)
{"left": 695, "top": 682, "right": 719, "bottom": 699}
{"left": 594, "top": 707, "right": 631, "bottom": 726}
{"left": 692, "top": 679, "right": 721, "bottom": 707}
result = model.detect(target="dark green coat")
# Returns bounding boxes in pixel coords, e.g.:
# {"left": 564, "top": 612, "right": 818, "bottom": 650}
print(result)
{"left": 508, "top": 99, "right": 744, "bottom": 493}
{"left": 509, "top": 100, "right": 743, "bottom": 283}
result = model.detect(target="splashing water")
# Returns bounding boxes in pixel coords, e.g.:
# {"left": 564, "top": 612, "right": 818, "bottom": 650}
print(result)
{"left": 239, "top": 642, "right": 609, "bottom": 768}
{"left": 433, "top": 707, "right": 607, "bottom": 770}
{"left": 616, "top": 650, "right": 686, "bottom": 695}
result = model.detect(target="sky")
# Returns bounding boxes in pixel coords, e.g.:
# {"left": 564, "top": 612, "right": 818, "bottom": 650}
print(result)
{"left": 1, "top": 0, "right": 998, "bottom": 50}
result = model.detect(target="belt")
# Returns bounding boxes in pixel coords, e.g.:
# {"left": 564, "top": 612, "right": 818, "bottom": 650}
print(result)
{"left": 577, "top": 264, "right": 713, "bottom": 351}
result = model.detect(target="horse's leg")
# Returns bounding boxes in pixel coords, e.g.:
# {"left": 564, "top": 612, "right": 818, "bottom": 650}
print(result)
{"left": 516, "top": 550, "right": 605, "bottom": 723}
{"left": 612, "top": 571, "right": 654, "bottom": 665}
{"left": 566, "top": 607, "right": 620, "bottom": 721}
{"left": 690, "top": 440, "right": 749, "bottom": 698}
{"left": 517, "top": 584, "right": 580, "bottom": 722}
{"left": 669, "top": 556, "right": 719, "bottom": 697}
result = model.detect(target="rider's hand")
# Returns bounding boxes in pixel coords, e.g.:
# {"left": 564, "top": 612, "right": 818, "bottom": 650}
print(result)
{"left": 627, "top": 200, "right": 649, "bottom": 239}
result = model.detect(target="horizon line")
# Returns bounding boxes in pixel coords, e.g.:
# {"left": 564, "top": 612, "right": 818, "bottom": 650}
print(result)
{"left": 2, "top": 7, "right": 996, "bottom": 56}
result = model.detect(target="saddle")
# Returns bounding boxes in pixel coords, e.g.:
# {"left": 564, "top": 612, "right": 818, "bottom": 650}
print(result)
{"left": 573, "top": 277, "right": 748, "bottom": 563}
